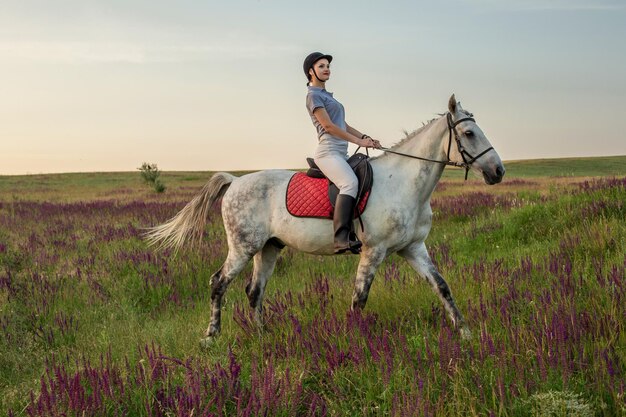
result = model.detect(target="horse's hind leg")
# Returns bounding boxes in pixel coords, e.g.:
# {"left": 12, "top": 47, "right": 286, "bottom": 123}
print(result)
{"left": 205, "top": 249, "right": 252, "bottom": 339}
{"left": 246, "top": 242, "right": 282, "bottom": 329}
{"left": 399, "top": 242, "right": 471, "bottom": 339}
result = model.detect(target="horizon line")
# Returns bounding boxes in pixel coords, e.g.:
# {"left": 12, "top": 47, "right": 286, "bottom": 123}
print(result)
{"left": 1, "top": 154, "right": 625, "bottom": 177}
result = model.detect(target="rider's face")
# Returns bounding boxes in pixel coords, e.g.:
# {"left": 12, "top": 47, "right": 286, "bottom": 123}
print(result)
{"left": 310, "top": 59, "right": 331, "bottom": 82}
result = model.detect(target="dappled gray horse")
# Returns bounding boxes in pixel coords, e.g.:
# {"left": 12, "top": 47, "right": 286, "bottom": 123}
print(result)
{"left": 146, "top": 95, "right": 505, "bottom": 344}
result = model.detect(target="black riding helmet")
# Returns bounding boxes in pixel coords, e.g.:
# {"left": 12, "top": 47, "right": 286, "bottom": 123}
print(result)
{"left": 303, "top": 52, "right": 333, "bottom": 85}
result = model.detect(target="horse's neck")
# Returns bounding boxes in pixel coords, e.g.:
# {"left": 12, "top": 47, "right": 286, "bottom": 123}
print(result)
{"left": 375, "top": 116, "right": 448, "bottom": 201}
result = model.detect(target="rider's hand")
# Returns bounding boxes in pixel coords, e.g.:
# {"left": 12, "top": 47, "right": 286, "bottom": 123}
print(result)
{"left": 362, "top": 137, "right": 382, "bottom": 149}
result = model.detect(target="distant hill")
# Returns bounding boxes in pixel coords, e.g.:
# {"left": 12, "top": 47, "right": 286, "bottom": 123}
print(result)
{"left": 1, "top": 155, "right": 624, "bottom": 185}
{"left": 442, "top": 155, "right": 626, "bottom": 179}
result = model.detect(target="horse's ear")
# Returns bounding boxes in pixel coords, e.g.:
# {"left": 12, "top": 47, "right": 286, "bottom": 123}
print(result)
{"left": 448, "top": 94, "right": 457, "bottom": 114}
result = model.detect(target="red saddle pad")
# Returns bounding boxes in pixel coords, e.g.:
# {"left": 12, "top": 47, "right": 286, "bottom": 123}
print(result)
{"left": 286, "top": 172, "right": 370, "bottom": 218}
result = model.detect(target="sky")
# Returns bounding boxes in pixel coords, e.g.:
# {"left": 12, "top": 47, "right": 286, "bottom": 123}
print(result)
{"left": 0, "top": 0, "right": 625, "bottom": 175}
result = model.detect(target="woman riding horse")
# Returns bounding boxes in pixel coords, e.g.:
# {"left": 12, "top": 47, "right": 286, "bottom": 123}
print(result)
{"left": 303, "top": 52, "right": 382, "bottom": 254}
{"left": 145, "top": 89, "right": 505, "bottom": 344}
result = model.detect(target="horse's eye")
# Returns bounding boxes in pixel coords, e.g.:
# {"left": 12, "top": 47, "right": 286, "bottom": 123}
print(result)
{"left": 465, "top": 130, "right": 474, "bottom": 137}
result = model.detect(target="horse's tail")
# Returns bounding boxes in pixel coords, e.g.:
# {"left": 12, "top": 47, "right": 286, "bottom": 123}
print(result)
{"left": 144, "top": 172, "right": 235, "bottom": 251}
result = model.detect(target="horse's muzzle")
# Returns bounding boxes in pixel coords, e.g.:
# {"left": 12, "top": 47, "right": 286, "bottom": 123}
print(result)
{"left": 482, "top": 164, "right": 505, "bottom": 185}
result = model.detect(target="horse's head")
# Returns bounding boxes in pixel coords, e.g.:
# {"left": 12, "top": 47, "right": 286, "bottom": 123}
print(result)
{"left": 446, "top": 95, "right": 505, "bottom": 184}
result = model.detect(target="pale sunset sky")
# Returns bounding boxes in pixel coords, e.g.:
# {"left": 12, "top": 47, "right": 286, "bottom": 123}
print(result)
{"left": 1, "top": 0, "right": 625, "bottom": 175}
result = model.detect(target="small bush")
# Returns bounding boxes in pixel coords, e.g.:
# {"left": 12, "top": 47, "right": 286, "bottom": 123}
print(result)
{"left": 525, "top": 390, "right": 595, "bottom": 417}
{"left": 137, "top": 162, "right": 166, "bottom": 193}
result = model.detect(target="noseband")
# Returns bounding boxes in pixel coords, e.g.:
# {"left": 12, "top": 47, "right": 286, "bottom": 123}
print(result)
{"left": 378, "top": 112, "right": 494, "bottom": 180}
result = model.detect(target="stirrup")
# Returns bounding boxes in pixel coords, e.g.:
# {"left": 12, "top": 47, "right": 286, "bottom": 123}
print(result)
{"left": 335, "top": 246, "right": 361, "bottom": 255}
{"left": 334, "top": 235, "right": 362, "bottom": 255}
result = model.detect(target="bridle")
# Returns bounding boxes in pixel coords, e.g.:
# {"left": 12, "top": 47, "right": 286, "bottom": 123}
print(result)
{"left": 374, "top": 112, "right": 494, "bottom": 180}
{"left": 445, "top": 112, "right": 494, "bottom": 179}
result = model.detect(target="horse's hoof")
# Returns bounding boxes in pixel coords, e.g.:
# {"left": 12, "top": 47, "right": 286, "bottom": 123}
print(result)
{"left": 199, "top": 336, "right": 216, "bottom": 349}
{"left": 460, "top": 327, "right": 472, "bottom": 341}
{"left": 253, "top": 316, "right": 265, "bottom": 332}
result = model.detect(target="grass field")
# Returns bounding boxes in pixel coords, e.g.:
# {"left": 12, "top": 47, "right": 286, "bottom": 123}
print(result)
{"left": 1, "top": 156, "right": 625, "bottom": 416}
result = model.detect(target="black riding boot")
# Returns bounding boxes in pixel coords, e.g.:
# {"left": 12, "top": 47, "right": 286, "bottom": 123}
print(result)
{"left": 333, "top": 194, "right": 362, "bottom": 254}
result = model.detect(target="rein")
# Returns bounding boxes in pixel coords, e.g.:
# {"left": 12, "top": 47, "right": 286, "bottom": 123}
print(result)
{"left": 377, "top": 112, "right": 493, "bottom": 180}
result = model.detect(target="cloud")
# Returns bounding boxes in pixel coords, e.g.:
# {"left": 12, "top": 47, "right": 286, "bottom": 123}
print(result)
{"left": 0, "top": 40, "right": 298, "bottom": 64}
{"left": 0, "top": 41, "right": 144, "bottom": 63}
{"left": 466, "top": 0, "right": 625, "bottom": 11}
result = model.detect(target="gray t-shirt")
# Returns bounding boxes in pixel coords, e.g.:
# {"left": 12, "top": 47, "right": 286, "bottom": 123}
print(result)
{"left": 306, "top": 86, "right": 349, "bottom": 158}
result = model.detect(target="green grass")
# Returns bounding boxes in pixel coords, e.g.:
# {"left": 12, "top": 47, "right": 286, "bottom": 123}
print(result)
{"left": 441, "top": 154, "right": 626, "bottom": 179}
{"left": 2, "top": 155, "right": 624, "bottom": 199}
{"left": 1, "top": 156, "right": 625, "bottom": 416}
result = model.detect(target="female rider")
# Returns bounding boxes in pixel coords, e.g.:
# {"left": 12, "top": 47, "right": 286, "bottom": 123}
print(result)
{"left": 303, "top": 52, "right": 382, "bottom": 254}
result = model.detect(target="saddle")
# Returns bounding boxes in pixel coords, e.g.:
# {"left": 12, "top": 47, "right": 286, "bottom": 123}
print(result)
{"left": 286, "top": 153, "right": 373, "bottom": 221}
{"left": 305, "top": 153, "right": 373, "bottom": 208}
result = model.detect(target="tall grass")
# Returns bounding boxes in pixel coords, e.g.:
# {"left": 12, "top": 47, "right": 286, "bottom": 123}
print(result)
{"left": 0, "top": 164, "right": 624, "bottom": 416}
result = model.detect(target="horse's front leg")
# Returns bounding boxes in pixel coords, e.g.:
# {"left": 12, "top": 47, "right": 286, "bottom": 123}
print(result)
{"left": 351, "top": 247, "right": 387, "bottom": 310}
{"left": 398, "top": 242, "right": 471, "bottom": 339}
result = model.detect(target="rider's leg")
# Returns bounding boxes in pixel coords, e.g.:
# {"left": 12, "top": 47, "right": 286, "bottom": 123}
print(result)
{"left": 313, "top": 155, "right": 361, "bottom": 254}
{"left": 333, "top": 194, "right": 362, "bottom": 254}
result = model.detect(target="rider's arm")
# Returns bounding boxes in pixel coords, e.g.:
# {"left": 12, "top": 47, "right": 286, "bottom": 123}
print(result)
{"left": 346, "top": 124, "right": 364, "bottom": 139}
{"left": 313, "top": 108, "right": 377, "bottom": 148}
{"left": 346, "top": 124, "right": 382, "bottom": 148}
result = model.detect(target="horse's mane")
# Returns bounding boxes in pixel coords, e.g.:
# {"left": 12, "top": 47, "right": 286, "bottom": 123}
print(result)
{"left": 370, "top": 114, "right": 442, "bottom": 160}
{"left": 372, "top": 108, "right": 473, "bottom": 160}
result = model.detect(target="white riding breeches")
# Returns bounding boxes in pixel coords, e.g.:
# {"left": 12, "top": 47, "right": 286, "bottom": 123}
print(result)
{"left": 314, "top": 153, "right": 358, "bottom": 198}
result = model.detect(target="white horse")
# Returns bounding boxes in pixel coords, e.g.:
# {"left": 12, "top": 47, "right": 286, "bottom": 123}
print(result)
{"left": 146, "top": 95, "right": 505, "bottom": 344}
